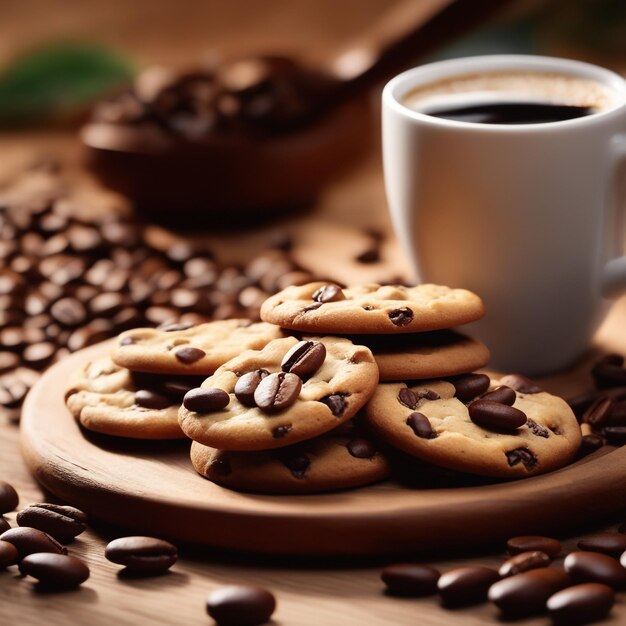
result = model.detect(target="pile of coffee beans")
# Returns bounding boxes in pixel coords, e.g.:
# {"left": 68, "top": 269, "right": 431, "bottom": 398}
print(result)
{"left": 381, "top": 528, "right": 626, "bottom": 624}
{"left": 568, "top": 354, "right": 626, "bottom": 452}
{"left": 93, "top": 57, "right": 335, "bottom": 140}
{"left": 0, "top": 163, "right": 315, "bottom": 420}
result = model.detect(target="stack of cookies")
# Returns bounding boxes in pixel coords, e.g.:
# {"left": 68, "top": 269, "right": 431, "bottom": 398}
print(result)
{"left": 64, "top": 281, "right": 582, "bottom": 494}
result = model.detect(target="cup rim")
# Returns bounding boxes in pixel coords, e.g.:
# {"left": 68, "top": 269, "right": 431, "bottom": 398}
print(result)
{"left": 383, "top": 54, "right": 626, "bottom": 132}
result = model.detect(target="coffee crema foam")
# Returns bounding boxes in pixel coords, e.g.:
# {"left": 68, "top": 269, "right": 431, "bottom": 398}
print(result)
{"left": 402, "top": 72, "right": 619, "bottom": 114}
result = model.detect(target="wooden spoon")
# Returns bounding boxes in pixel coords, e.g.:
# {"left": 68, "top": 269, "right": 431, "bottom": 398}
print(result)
{"left": 82, "top": 0, "right": 520, "bottom": 225}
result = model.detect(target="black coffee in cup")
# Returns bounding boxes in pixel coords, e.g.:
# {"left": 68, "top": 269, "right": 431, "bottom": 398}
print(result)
{"left": 402, "top": 72, "right": 617, "bottom": 125}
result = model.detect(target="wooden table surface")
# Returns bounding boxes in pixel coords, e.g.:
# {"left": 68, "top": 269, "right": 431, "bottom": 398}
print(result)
{"left": 2, "top": 1, "right": 626, "bottom": 624}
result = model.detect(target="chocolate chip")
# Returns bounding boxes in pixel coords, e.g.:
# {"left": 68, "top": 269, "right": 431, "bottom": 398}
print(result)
{"left": 526, "top": 418, "right": 550, "bottom": 438}
{"left": 234, "top": 369, "right": 269, "bottom": 407}
{"left": 481, "top": 385, "right": 516, "bottom": 406}
{"left": 206, "top": 585, "right": 276, "bottom": 626}
{"left": 406, "top": 412, "right": 436, "bottom": 439}
{"left": 174, "top": 346, "right": 206, "bottom": 364}
{"left": 158, "top": 321, "right": 194, "bottom": 332}
{"left": 312, "top": 284, "right": 345, "bottom": 303}
{"left": 501, "top": 374, "right": 543, "bottom": 394}
{"left": 302, "top": 302, "right": 323, "bottom": 313}
{"left": 281, "top": 340, "right": 326, "bottom": 377}
{"left": 283, "top": 454, "right": 310, "bottom": 478}
{"left": 135, "top": 389, "right": 174, "bottom": 410}
{"left": 272, "top": 425, "right": 292, "bottom": 439}
{"left": 505, "top": 448, "right": 538, "bottom": 471}
{"left": 183, "top": 387, "right": 230, "bottom": 413}
{"left": 254, "top": 372, "right": 302, "bottom": 413}
{"left": 452, "top": 374, "right": 490, "bottom": 402}
{"left": 346, "top": 438, "right": 377, "bottom": 458}
{"left": 105, "top": 536, "right": 178, "bottom": 575}
{"left": 320, "top": 393, "right": 348, "bottom": 417}
{"left": 499, "top": 551, "right": 552, "bottom": 577}
{"left": 398, "top": 388, "right": 418, "bottom": 409}
{"left": 469, "top": 399, "right": 527, "bottom": 432}
{"left": 388, "top": 307, "right": 413, "bottom": 327}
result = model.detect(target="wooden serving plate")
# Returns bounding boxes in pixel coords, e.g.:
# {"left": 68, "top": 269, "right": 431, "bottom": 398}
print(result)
{"left": 20, "top": 339, "right": 626, "bottom": 556}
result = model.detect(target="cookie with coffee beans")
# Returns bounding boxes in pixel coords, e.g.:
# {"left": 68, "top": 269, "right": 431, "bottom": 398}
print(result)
{"left": 65, "top": 357, "right": 187, "bottom": 439}
{"left": 364, "top": 374, "right": 581, "bottom": 478}
{"left": 190, "top": 421, "right": 391, "bottom": 494}
{"left": 178, "top": 336, "right": 379, "bottom": 451}
{"left": 346, "top": 330, "right": 489, "bottom": 381}
{"left": 111, "top": 320, "right": 284, "bottom": 375}
{"left": 260, "top": 282, "right": 484, "bottom": 334}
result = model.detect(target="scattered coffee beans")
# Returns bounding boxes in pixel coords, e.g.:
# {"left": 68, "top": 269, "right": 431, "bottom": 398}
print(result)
{"left": 0, "top": 527, "right": 67, "bottom": 559}
{"left": 16, "top": 503, "right": 87, "bottom": 544}
{"left": 437, "top": 566, "right": 499, "bottom": 607}
{"left": 0, "top": 516, "right": 10, "bottom": 533}
{"left": 577, "top": 532, "right": 626, "bottom": 558}
{"left": 0, "top": 480, "right": 19, "bottom": 513}
{"left": 234, "top": 370, "right": 269, "bottom": 407}
{"left": 499, "top": 550, "right": 552, "bottom": 577}
{"left": 280, "top": 340, "right": 326, "bottom": 377}
{"left": 564, "top": 551, "right": 626, "bottom": 589}
{"left": 547, "top": 583, "right": 615, "bottom": 626}
{"left": 254, "top": 372, "right": 302, "bottom": 412}
{"left": 381, "top": 563, "right": 440, "bottom": 597}
{"left": 0, "top": 540, "right": 18, "bottom": 567}
{"left": 105, "top": 536, "right": 178, "bottom": 575}
{"left": 19, "top": 553, "right": 90, "bottom": 589}
{"left": 206, "top": 585, "right": 276, "bottom": 626}
{"left": 183, "top": 387, "right": 230, "bottom": 413}
{"left": 507, "top": 535, "right": 561, "bottom": 558}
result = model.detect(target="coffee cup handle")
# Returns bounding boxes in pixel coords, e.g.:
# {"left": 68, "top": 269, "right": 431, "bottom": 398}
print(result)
{"left": 602, "top": 134, "right": 626, "bottom": 297}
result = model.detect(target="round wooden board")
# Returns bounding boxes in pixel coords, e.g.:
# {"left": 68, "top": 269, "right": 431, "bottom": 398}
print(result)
{"left": 20, "top": 339, "right": 626, "bottom": 556}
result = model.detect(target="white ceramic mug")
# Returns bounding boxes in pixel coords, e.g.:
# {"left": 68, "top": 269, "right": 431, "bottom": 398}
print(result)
{"left": 382, "top": 55, "right": 626, "bottom": 375}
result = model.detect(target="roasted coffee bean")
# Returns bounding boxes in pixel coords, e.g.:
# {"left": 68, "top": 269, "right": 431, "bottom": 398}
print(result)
{"left": 135, "top": 389, "right": 174, "bottom": 410}
{"left": 0, "top": 527, "right": 67, "bottom": 559}
{"left": 501, "top": 374, "right": 542, "bottom": 394}
{"left": 602, "top": 426, "right": 626, "bottom": 445}
{"left": 507, "top": 536, "right": 561, "bottom": 558}
{"left": 19, "top": 553, "right": 90, "bottom": 589}
{"left": 22, "top": 342, "right": 56, "bottom": 370}
{"left": 234, "top": 370, "right": 269, "bottom": 407}
{"left": 583, "top": 397, "right": 613, "bottom": 428}
{"left": 0, "top": 517, "right": 10, "bottom": 533}
{"left": 320, "top": 393, "right": 348, "bottom": 416}
{"left": 206, "top": 584, "right": 276, "bottom": 626}
{"left": 50, "top": 297, "right": 87, "bottom": 327}
{"left": 174, "top": 346, "right": 206, "bottom": 364}
{"left": 254, "top": 373, "right": 301, "bottom": 413}
{"left": 381, "top": 563, "right": 440, "bottom": 597}
{"left": 388, "top": 307, "right": 413, "bottom": 326}
{"left": 499, "top": 551, "right": 552, "bottom": 577}
{"left": 105, "top": 536, "right": 177, "bottom": 574}
{"left": 16, "top": 503, "right": 87, "bottom": 543}
{"left": 0, "top": 481, "right": 19, "bottom": 513}
{"left": 438, "top": 566, "right": 499, "bottom": 607}
{"left": 398, "top": 388, "right": 418, "bottom": 409}
{"left": 312, "top": 284, "right": 344, "bottom": 303}
{"left": 564, "top": 551, "right": 626, "bottom": 589}
{"left": 469, "top": 399, "right": 527, "bottom": 431}
{"left": 183, "top": 388, "right": 230, "bottom": 413}
{"left": 0, "top": 352, "right": 19, "bottom": 375}
{"left": 160, "top": 378, "right": 203, "bottom": 398}
{"left": 406, "top": 412, "right": 436, "bottom": 439}
{"left": 547, "top": 582, "right": 614, "bottom": 626}
{"left": 451, "top": 373, "right": 490, "bottom": 402}
{"left": 0, "top": 540, "right": 18, "bottom": 567}
{"left": 568, "top": 391, "right": 599, "bottom": 420}
{"left": 578, "top": 533, "right": 626, "bottom": 558}
{"left": 281, "top": 340, "right": 326, "bottom": 377}
{"left": 346, "top": 439, "right": 376, "bottom": 459}
{"left": 481, "top": 385, "right": 516, "bottom": 406}
{"left": 579, "top": 434, "right": 605, "bottom": 457}
{"left": 505, "top": 447, "right": 538, "bottom": 470}
{"left": 593, "top": 358, "right": 626, "bottom": 389}
{"left": 488, "top": 568, "right": 570, "bottom": 618}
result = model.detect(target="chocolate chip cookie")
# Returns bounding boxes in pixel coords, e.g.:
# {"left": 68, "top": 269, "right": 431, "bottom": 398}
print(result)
{"left": 178, "top": 336, "right": 379, "bottom": 451}
{"left": 65, "top": 357, "right": 186, "bottom": 439}
{"left": 346, "top": 330, "right": 489, "bottom": 381}
{"left": 111, "top": 320, "right": 284, "bottom": 375}
{"left": 190, "top": 421, "right": 391, "bottom": 494}
{"left": 364, "top": 374, "right": 581, "bottom": 478}
{"left": 260, "top": 282, "right": 484, "bottom": 334}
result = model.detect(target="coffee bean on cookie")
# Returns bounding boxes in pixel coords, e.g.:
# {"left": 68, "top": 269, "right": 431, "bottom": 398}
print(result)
{"left": 452, "top": 374, "right": 490, "bottom": 402}
{"left": 482, "top": 385, "right": 516, "bottom": 405}
{"left": 254, "top": 372, "right": 302, "bottom": 413}
{"left": 234, "top": 369, "right": 269, "bottom": 407}
{"left": 406, "top": 412, "right": 436, "bottom": 439}
{"left": 135, "top": 389, "right": 173, "bottom": 410}
{"left": 469, "top": 399, "right": 527, "bottom": 432}
{"left": 174, "top": 346, "right": 206, "bottom": 364}
{"left": 501, "top": 374, "right": 542, "bottom": 394}
{"left": 281, "top": 340, "right": 326, "bottom": 377}
{"left": 312, "top": 284, "right": 345, "bottom": 303}
{"left": 183, "top": 388, "right": 230, "bottom": 413}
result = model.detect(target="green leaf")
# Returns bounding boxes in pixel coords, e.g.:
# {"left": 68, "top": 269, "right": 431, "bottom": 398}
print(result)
{"left": 0, "top": 42, "right": 134, "bottom": 125}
